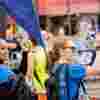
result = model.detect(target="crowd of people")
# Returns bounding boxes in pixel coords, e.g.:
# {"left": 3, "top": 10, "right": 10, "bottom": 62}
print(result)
{"left": 0, "top": 8, "right": 99, "bottom": 100}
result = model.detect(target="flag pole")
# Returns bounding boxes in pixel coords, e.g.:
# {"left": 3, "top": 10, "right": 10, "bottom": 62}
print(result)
{"left": 32, "top": 0, "right": 45, "bottom": 47}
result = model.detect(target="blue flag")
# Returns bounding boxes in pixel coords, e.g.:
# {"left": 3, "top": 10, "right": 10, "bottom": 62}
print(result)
{"left": 0, "top": 0, "right": 44, "bottom": 46}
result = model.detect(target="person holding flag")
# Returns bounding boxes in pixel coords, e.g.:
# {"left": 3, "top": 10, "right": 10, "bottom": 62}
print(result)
{"left": 0, "top": 0, "right": 44, "bottom": 47}
{"left": 0, "top": 0, "right": 47, "bottom": 99}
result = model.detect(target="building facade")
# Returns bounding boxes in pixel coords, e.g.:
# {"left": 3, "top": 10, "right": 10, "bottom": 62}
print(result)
{"left": 37, "top": 0, "right": 99, "bottom": 35}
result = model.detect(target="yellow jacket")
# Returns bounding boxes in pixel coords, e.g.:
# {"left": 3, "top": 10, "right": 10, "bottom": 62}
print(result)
{"left": 32, "top": 46, "right": 49, "bottom": 93}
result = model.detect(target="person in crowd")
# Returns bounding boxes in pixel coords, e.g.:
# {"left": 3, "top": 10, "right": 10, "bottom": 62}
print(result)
{"left": 48, "top": 39, "right": 74, "bottom": 100}
{"left": 5, "top": 17, "right": 22, "bottom": 72}
{"left": 48, "top": 39, "right": 99, "bottom": 100}
{"left": 0, "top": 9, "right": 17, "bottom": 67}
{"left": 0, "top": 48, "right": 16, "bottom": 96}
{"left": 0, "top": 49, "right": 33, "bottom": 99}
{"left": 25, "top": 37, "right": 49, "bottom": 94}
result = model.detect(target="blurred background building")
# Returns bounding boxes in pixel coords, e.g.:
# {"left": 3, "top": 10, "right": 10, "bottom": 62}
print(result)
{"left": 36, "top": 0, "right": 99, "bottom": 35}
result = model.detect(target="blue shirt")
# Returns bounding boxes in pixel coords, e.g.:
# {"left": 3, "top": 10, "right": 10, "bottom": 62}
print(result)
{"left": 55, "top": 64, "right": 86, "bottom": 99}
{"left": 0, "top": 64, "right": 16, "bottom": 83}
{"left": 68, "top": 64, "right": 86, "bottom": 80}
{"left": 68, "top": 64, "right": 86, "bottom": 98}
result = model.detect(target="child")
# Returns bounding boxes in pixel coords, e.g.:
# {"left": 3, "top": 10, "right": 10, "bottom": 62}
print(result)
{"left": 48, "top": 39, "right": 99, "bottom": 100}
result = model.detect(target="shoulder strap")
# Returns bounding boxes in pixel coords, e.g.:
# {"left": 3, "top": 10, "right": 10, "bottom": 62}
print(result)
{"left": 73, "top": 80, "right": 81, "bottom": 100}
{"left": 80, "top": 80, "right": 87, "bottom": 94}
{"left": 74, "top": 80, "right": 87, "bottom": 100}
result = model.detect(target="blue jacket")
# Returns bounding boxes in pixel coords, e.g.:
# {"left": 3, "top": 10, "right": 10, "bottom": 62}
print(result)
{"left": 55, "top": 64, "right": 86, "bottom": 100}
{"left": 0, "top": 64, "right": 16, "bottom": 90}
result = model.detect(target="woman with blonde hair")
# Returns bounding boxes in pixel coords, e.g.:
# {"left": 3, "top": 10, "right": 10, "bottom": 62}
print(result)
{"left": 25, "top": 37, "right": 49, "bottom": 95}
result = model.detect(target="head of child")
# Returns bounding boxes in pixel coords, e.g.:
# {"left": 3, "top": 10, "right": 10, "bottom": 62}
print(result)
{"left": 49, "top": 39, "right": 74, "bottom": 64}
{"left": 61, "top": 40, "right": 74, "bottom": 64}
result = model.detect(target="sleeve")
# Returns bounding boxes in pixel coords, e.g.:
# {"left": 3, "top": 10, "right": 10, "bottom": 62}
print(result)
{"left": 68, "top": 64, "right": 86, "bottom": 80}
{"left": 0, "top": 65, "right": 15, "bottom": 82}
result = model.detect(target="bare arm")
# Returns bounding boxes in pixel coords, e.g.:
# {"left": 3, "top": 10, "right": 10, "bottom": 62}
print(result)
{"left": 85, "top": 65, "right": 100, "bottom": 76}
{"left": 25, "top": 51, "right": 33, "bottom": 80}
{"left": 0, "top": 43, "right": 16, "bottom": 49}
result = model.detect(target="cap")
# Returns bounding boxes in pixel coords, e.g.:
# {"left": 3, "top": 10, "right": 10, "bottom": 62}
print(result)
{"left": 63, "top": 40, "right": 75, "bottom": 49}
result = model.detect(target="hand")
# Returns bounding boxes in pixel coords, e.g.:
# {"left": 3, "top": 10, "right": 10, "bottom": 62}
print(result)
{"left": 86, "top": 65, "right": 98, "bottom": 76}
